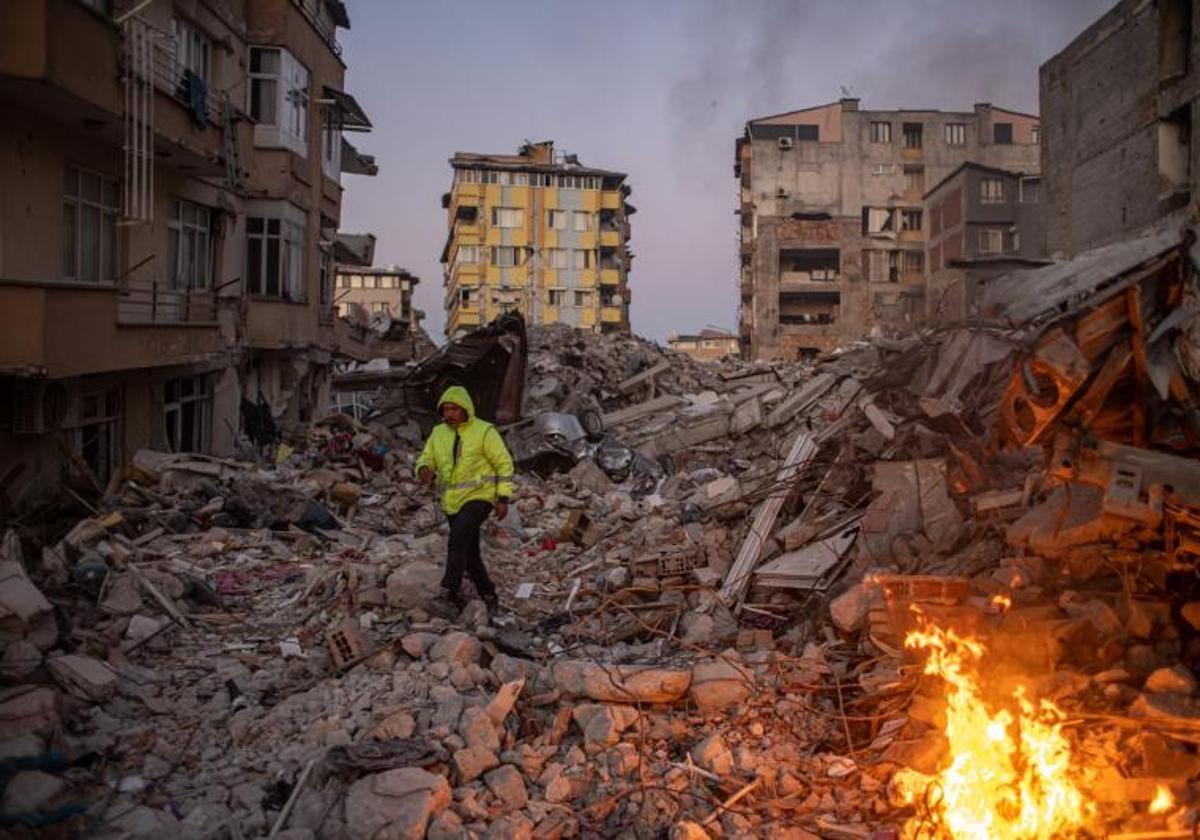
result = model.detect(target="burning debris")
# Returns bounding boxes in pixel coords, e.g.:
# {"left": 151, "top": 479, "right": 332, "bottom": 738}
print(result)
{"left": 0, "top": 224, "right": 1198, "bottom": 837}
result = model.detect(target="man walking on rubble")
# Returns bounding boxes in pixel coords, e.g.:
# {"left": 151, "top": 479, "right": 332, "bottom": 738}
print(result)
{"left": 416, "top": 385, "right": 514, "bottom": 612}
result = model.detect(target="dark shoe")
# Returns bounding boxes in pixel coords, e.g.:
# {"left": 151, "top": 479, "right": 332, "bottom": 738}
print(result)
{"left": 482, "top": 594, "right": 500, "bottom": 615}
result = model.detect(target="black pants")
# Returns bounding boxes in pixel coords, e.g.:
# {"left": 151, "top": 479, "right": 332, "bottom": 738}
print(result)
{"left": 442, "top": 500, "right": 496, "bottom": 599}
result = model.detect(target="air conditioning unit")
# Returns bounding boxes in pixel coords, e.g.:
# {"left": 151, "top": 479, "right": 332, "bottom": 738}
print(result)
{"left": 778, "top": 137, "right": 794, "bottom": 150}
{"left": 11, "top": 381, "right": 48, "bottom": 435}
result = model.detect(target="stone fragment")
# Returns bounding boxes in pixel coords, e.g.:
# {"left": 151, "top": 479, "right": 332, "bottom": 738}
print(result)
{"left": 829, "top": 584, "right": 868, "bottom": 634}
{"left": 538, "top": 763, "right": 571, "bottom": 804}
{"left": 490, "top": 654, "right": 541, "bottom": 685}
{"left": 459, "top": 706, "right": 501, "bottom": 752}
{"left": 569, "top": 459, "right": 614, "bottom": 496}
{"left": 431, "top": 632, "right": 482, "bottom": 665}
{"left": 370, "top": 711, "right": 417, "bottom": 741}
{"left": 671, "top": 822, "right": 711, "bottom": 840}
{"left": 100, "top": 574, "right": 144, "bottom": 616}
{"left": 0, "top": 688, "right": 59, "bottom": 740}
{"left": 0, "top": 560, "right": 57, "bottom": 650}
{"left": 400, "top": 632, "right": 441, "bottom": 658}
{"left": 551, "top": 660, "right": 690, "bottom": 703}
{"left": 48, "top": 655, "right": 117, "bottom": 703}
{"left": 453, "top": 745, "right": 499, "bottom": 783}
{"left": 571, "top": 703, "right": 638, "bottom": 748}
{"left": 486, "top": 678, "right": 525, "bottom": 726}
{"left": 1, "top": 770, "right": 64, "bottom": 817}
{"left": 1181, "top": 602, "right": 1200, "bottom": 631}
{"left": 0, "top": 641, "right": 41, "bottom": 681}
{"left": 1145, "top": 666, "right": 1198, "bottom": 695}
{"left": 344, "top": 767, "right": 451, "bottom": 840}
{"left": 483, "top": 765, "right": 528, "bottom": 812}
{"left": 427, "top": 809, "right": 466, "bottom": 840}
{"left": 678, "top": 612, "right": 715, "bottom": 645}
{"left": 386, "top": 561, "right": 443, "bottom": 608}
{"left": 690, "top": 734, "right": 733, "bottom": 776}
{"left": 689, "top": 655, "right": 753, "bottom": 713}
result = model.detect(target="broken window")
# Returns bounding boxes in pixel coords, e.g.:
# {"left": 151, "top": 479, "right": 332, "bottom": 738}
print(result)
{"left": 1019, "top": 178, "right": 1040, "bottom": 204}
{"left": 978, "top": 228, "right": 1003, "bottom": 254}
{"left": 993, "top": 122, "right": 1013, "bottom": 144}
{"left": 980, "top": 178, "right": 1006, "bottom": 204}
{"left": 490, "top": 246, "right": 522, "bottom": 267}
{"left": 904, "top": 166, "right": 924, "bottom": 193}
{"left": 779, "top": 290, "right": 838, "bottom": 325}
{"left": 862, "top": 207, "right": 897, "bottom": 235}
{"left": 1160, "top": 0, "right": 1192, "bottom": 81}
{"left": 73, "top": 386, "right": 121, "bottom": 486}
{"left": 164, "top": 375, "right": 212, "bottom": 454}
{"left": 870, "top": 121, "right": 892, "bottom": 144}
{"left": 63, "top": 165, "right": 119, "bottom": 283}
{"left": 491, "top": 207, "right": 523, "bottom": 228}
{"left": 901, "top": 209, "right": 922, "bottom": 231}
{"left": 903, "top": 122, "right": 923, "bottom": 149}
{"left": 779, "top": 248, "right": 839, "bottom": 281}
{"left": 1158, "top": 105, "right": 1192, "bottom": 192}
{"left": 459, "top": 287, "right": 473, "bottom": 306}
{"left": 944, "top": 123, "right": 966, "bottom": 146}
{"left": 546, "top": 210, "right": 566, "bottom": 230}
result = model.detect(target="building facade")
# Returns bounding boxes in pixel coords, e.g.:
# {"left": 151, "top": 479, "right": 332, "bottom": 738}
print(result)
{"left": 736, "top": 98, "right": 1040, "bottom": 360}
{"left": 440, "top": 141, "right": 633, "bottom": 337}
{"left": 924, "top": 163, "right": 1048, "bottom": 321}
{"left": 0, "top": 0, "right": 376, "bottom": 509}
{"left": 335, "top": 265, "right": 419, "bottom": 323}
{"left": 668, "top": 329, "right": 740, "bottom": 362}
{"left": 1041, "top": 0, "right": 1198, "bottom": 258}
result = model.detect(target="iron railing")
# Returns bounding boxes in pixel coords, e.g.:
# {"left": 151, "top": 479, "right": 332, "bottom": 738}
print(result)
{"left": 149, "top": 41, "right": 227, "bottom": 127}
{"left": 117, "top": 277, "right": 218, "bottom": 325}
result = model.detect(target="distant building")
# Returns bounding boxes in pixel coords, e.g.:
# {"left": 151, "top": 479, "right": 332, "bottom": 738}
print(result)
{"left": 335, "top": 265, "right": 419, "bottom": 323}
{"left": 0, "top": 0, "right": 376, "bottom": 506}
{"left": 668, "top": 329, "right": 740, "bottom": 362}
{"left": 1041, "top": 0, "right": 1198, "bottom": 258}
{"left": 440, "top": 141, "right": 634, "bottom": 337}
{"left": 736, "top": 98, "right": 1040, "bottom": 359}
{"left": 924, "top": 163, "right": 1049, "bottom": 321}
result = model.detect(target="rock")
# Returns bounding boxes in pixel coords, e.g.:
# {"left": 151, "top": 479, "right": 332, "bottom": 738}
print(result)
{"left": 1, "top": 770, "right": 64, "bottom": 817}
{"left": 427, "top": 809, "right": 466, "bottom": 840}
{"left": 569, "top": 459, "right": 614, "bottom": 496}
{"left": 100, "top": 574, "right": 144, "bottom": 616}
{"left": 431, "top": 632, "right": 482, "bottom": 665}
{"left": 1145, "top": 666, "right": 1198, "bottom": 695}
{"left": 386, "top": 561, "right": 443, "bottom": 608}
{"left": 571, "top": 703, "right": 638, "bottom": 748}
{"left": 830, "top": 584, "right": 869, "bottom": 634}
{"left": 344, "top": 767, "right": 451, "bottom": 840}
{"left": 483, "top": 765, "right": 528, "bottom": 812}
{"left": 540, "top": 763, "right": 572, "bottom": 804}
{"left": 689, "top": 655, "right": 753, "bottom": 713}
{"left": 124, "top": 615, "right": 166, "bottom": 646}
{"left": 671, "top": 822, "right": 711, "bottom": 840}
{"left": 370, "top": 711, "right": 417, "bottom": 741}
{"left": 551, "top": 660, "right": 690, "bottom": 703}
{"left": 331, "top": 482, "right": 362, "bottom": 507}
{"left": 1181, "top": 602, "right": 1200, "bottom": 631}
{"left": 678, "top": 612, "right": 715, "bottom": 645}
{"left": 608, "top": 742, "right": 641, "bottom": 777}
{"left": 48, "top": 654, "right": 117, "bottom": 702}
{"left": 459, "top": 707, "right": 500, "bottom": 752}
{"left": 490, "top": 654, "right": 541, "bottom": 685}
{"left": 690, "top": 734, "right": 733, "bottom": 776}
{"left": 881, "top": 734, "right": 948, "bottom": 774}
{"left": 400, "top": 632, "right": 440, "bottom": 658}
{"left": 0, "top": 734, "right": 45, "bottom": 761}
{"left": 482, "top": 814, "right": 534, "bottom": 840}
{"left": 453, "top": 745, "right": 499, "bottom": 783}
{"left": 0, "top": 641, "right": 41, "bottom": 681}
{"left": 0, "top": 560, "right": 57, "bottom": 650}
{"left": 486, "top": 678, "right": 525, "bottom": 726}
{"left": 0, "top": 687, "right": 60, "bottom": 740}
{"left": 111, "top": 803, "right": 181, "bottom": 837}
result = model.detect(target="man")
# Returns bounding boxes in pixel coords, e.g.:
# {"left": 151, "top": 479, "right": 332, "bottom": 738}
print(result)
{"left": 416, "top": 385, "right": 514, "bottom": 611}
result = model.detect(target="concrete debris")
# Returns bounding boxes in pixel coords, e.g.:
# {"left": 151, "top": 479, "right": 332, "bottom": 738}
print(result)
{"left": 2, "top": 256, "right": 1199, "bottom": 838}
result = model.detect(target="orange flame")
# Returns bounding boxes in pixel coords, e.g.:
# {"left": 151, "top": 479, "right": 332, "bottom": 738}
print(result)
{"left": 1149, "top": 784, "right": 1175, "bottom": 815}
{"left": 990, "top": 594, "right": 1012, "bottom": 613}
{"left": 893, "top": 617, "right": 1093, "bottom": 839}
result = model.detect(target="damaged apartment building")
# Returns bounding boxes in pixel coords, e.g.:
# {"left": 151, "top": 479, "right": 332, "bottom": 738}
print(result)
{"left": 736, "top": 98, "right": 1040, "bottom": 360}
{"left": 0, "top": 0, "right": 378, "bottom": 509}
{"left": 440, "top": 141, "right": 634, "bottom": 338}
{"left": 1042, "top": 0, "right": 1200, "bottom": 259}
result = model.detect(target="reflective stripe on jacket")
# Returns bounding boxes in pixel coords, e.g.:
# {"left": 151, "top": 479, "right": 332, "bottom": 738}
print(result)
{"left": 415, "top": 385, "right": 515, "bottom": 515}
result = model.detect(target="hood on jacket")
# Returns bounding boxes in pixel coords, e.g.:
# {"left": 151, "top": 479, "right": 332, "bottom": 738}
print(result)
{"left": 437, "top": 385, "right": 476, "bottom": 421}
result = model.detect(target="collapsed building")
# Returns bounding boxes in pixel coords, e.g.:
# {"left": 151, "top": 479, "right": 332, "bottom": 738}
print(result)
{"left": 1, "top": 213, "right": 1199, "bottom": 836}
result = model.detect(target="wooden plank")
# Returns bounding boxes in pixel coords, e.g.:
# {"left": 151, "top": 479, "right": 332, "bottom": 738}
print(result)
{"left": 717, "top": 429, "right": 820, "bottom": 608}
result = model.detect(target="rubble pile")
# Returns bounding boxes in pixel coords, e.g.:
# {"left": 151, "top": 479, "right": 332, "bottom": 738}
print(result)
{"left": 2, "top": 225, "right": 1200, "bottom": 837}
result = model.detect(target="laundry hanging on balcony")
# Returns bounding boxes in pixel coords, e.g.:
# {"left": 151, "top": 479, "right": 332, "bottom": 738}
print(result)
{"left": 185, "top": 69, "right": 208, "bottom": 129}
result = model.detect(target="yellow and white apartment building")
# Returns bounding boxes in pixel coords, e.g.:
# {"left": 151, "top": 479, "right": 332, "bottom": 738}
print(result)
{"left": 440, "top": 141, "right": 634, "bottom": 337}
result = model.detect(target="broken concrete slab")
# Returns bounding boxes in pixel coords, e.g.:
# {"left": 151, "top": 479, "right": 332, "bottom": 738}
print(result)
{"left": 48, "top": 654, "right": 118, "bottom": 703}
{"left": 344, "top": 767, "right": 451, "bottom": 840}
{"left": 551, "top": 660, "right": 690, "bottom": 704}
{"left": 0, "top": 561, "right": 57, "bottom": 651}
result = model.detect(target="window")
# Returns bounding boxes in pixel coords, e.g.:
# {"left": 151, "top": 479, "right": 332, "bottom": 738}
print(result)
{"left": 164, "top": 375, "right": 212, "bottom": 454}
{"left": 246, "top": 208, "right": 306, "bottom": 299}
{"left": 459, "top": 288, "right": 473, "bottom": 307}
{"left": 370, "top": 302, "right": 388, "bottom": 313}
{"left": 167, "top": 199, "right": 212, "bottom": 291}
{"left": 491, "top": 246, "right": 521, "bottom": 267}
{"left": 980, "top": 178, "right": 1006, "bottom": 204}
{"left": 63, "top": 166, "right": 119, "bottom": 283}
{"left": 993, "top": 122, "right": 1013, "bottom": 144}
{"left": 544, "top": 248, "right": 568, "bottom": 269}
{"left": 248, "top": 47, "right": 309, "bottom": 152}
{"left": 870, "top": 122, "right": 892, "bottom": 144}
{"left": 547, "top": 209, "right": 566, "bottom": 229}
{"left": 73, "top": 387, "right": 121, "bottom": 485}
{"left": 795, "top": 124, "right": 819, "bottom": 141}
{"left": 547, "top": 289, "right": 566, "bottom": 306}
{"left": 901, "top": 209, "right": 922, "bottom": 231}
{"left": 978, "top": 228, "right": 1003, "bottom": 254}
{"left": 456, "top": 169, "right": 481, "bottom": 184}
{"left": 904, "top": 167, "right": 924, "bottom": 193}
{"left": 572, "top": 249, "right": 592, "bottom": 270}
{"left": 491, "top": 207, "right": 523, "bottom": 228}
{"left": 903, "top": 122, "right": 923, "bottom": 149}
{"left": 572, "top": 211, "right": 592, "bottom": 232}
{"left": 249, "top": 47, "right": 279, "bottom": 126}
{"left": 456, "top": 244, "right": 480, "bottom": 264}
{"left": 864, "top": 249, "right": 889, "bottom": 282}
{"left": 349, "top": 274, "right": 363, "bottom": 288}
{"left": 574, "top": 290, "right": 591, "bottom": 307}
{"left": 171, "top": 18, "right": 211, "bottom": 85}
{"left": 944, "top": 123, "right": 966, "bottom": 146}
{"left": 1019, "top": 178, "right": 1040, "bottom": 203}
{"left": 1030, "top": 124, "right": 1041, "bottom": 145}
{"left": 903, "top": 251, "right": 924, "bottom": 273}
{"left": 321, "top": 117, "right": 340, "bottom": 180}
{"left": 871, "top": 164, "right": 895, "bottom": 176}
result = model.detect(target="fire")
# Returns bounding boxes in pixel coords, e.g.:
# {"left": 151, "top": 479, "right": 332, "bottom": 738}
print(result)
{"left": 990, "top": 593, "right": 1012, "bottom": 613}
{"left": 893, "top": 617, "right": 1093, "bottom": 839}
{"left": 1149, "top": 784, "right": 1175, "bottom": 815}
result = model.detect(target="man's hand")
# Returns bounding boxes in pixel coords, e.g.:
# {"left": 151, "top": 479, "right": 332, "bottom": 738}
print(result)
{"left": 495, "top": 500, "right": 509, "bottom": 521}
{"left": 418, "top": 466, "right": 435, "bottom": 488}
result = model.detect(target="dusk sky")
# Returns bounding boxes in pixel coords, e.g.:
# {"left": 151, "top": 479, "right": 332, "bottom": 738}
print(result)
{"left": 338, "top": 0, "right": 1113, "bottom": 343}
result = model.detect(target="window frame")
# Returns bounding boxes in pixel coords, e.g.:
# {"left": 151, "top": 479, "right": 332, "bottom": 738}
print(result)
{"left": 993, "top": 122, "right": 1014, "bottom": 145}
{"left": 980, "top": 178, "right": 1006, "bottom": 205}
{"left": 944, "top": 123, "right": 966, "bottom": 146}
{"left": 546, "top": 209, "right": 566, "bottom": 230}
{"left": 491, "top": 207, "right": 524, "bottom": 229}
{"left": 869, "top": 121, "right": 892, "bottom": 144}
{"left": 903, "top": 122, "right": 923, "bottom": 149}
{"left": 978, "top": 227, "right": 1004, "bottom": 254}
{"left": 901, "top": 209, "right": 923, "bottom": 232}
{"left": 572, "top": 211, "right": 592, "bottom": 232}
{"left": 246, "top": 209, "right": 306, "bottom": 300}
{"left": 164, "top": 374, "right": 213, "bottom": 454}
{"left": 171, "top": 17, "right": 212, "bottom": 85}
{"left": 167, "top": 198, "right": 214, "bottom": 291}
{"left": 62, "top": 165, "right": 119, "bottom": 284}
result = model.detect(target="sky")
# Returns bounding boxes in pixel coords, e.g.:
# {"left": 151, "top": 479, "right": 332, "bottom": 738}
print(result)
{"left": 338, "top": 0, "right": 1114, "bottom": 344}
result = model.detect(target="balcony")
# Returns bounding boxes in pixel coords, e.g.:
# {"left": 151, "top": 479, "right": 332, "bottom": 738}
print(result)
{"left": 293, "top": 0, "right": 343, "bottom": 58}
{"left": 599, "top": 268, "right": 621, "bottom": 286}
{"left": 601, "top": 190, "right": 623, "bottom": 210}
{"left": 117, "top": 277, "right": 218, "bottom": 325}
{"left": 780, "top": 271, "right": 842, "bottom": 290}
{"left": 147, "top": 42, "right": 227, "bottom": 129}
{"left": 600, "top": 306, "right": 624, "bottom": 324}
{"left": 599, "top": 229, "right": 621, "bottom": 248}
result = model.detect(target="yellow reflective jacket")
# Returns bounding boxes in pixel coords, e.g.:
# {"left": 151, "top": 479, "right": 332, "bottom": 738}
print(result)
{"left": 415, "top": 386, "right": 515, "bottom": 515}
